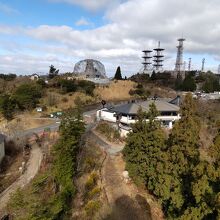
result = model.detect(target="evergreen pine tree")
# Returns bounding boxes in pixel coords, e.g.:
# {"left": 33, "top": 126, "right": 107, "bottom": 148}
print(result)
{"left": 151, "top": 71, "right": 156, "bottom": 80}
{"left": 114, "top": 66, "right": 122, "bottom": 80}
{"left": 123, "top": 93, "right": 220, "bottom": 219}
{"left": 0, "top": 95, "right": 16, "bottom": 120}
{"left": 168, "top": 93, "right": 200, "bottom": 175}
{"left": 181, "top": 75, "right": 197, "bottom": 91}
{"left": 123, "top": 103, "right": 166, "bottom": 185}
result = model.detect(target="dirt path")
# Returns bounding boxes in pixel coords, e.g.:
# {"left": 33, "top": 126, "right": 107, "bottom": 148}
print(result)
{"left": 90, "top": 130, "right": 164, "bottom": 220}
{"left": 102, "top": 154, "right": 163, "bottom": 220}
{"left": 0, "top": 144, "right": 42, "bottom": 212}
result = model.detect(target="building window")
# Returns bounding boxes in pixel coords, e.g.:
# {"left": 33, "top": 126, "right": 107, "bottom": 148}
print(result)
{"left": 160, "top": 111, "right": 177, "bottom": 116}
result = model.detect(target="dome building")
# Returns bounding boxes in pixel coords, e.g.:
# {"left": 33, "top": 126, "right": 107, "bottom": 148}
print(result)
{"left": 73, "top": 59, "right": 107, "bottom": 79}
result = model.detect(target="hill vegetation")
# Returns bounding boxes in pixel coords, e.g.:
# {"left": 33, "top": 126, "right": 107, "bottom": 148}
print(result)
{"left": 123, "top": 94, "right": 220, "bottom": 219}
{"left": 94, "top": 80, "right": 137, "bottom": 101}
{"left": 7, "top": 108, "right": 85, "bottom": 219}
{"left": 1, "top": 70, "right": 220, "bottom": 219}
{"left": 129, "top": 70, "right": 220, "bottom": 92}
{"left": 0, "top": 73, "right": 143, "bottom": 121}
{"left": 0, "top": 76, "right": 98, "bottom": 120}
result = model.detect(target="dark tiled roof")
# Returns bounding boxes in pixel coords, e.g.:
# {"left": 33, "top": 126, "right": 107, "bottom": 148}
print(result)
{"left": 169, "top": 96, "right": 181, "bottom": 106}
{"left": 111, "top": 99, "right": 180, "bottom": 115}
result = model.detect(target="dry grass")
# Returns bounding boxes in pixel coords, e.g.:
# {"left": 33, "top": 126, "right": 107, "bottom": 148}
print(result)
{"left": 145, "top": 83, "right": 177, "bottom": 98}
{"left": 0, "top": 113, "right": 54, "bottom": 134}
{"left": 94, "top": 80, "right": 136, "bottom": 101}
{"left": 40, "top": 91, "right": 97, "bottom": 112}
{"left": 0, "top": 151, "right": 23, "bottom": 194}
{"left": 45, "top": 80, "right": 136, "bottom": 110}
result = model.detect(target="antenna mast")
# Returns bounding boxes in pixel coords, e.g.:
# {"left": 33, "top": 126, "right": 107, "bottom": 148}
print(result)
{"left": 142, "top": 50, "right": 152, "bottom": 73}
{"left": 153, "top": 41, "right": 164, "bottom": 72}
{"left": 188, "top": 58, "right": 191, "bottom": 71}
{"left": 201, "top": 58, "right": 205, "bottom": 72}
{"left": 175, "top": 38, "right": 185, "bottom": 72}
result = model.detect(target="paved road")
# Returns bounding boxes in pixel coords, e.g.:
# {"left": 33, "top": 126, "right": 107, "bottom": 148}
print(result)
{"left": 16, "top": 109, "right": 97, "bottom": 138}
{"left": 0, "top": 144, "right": 43, "bottom": 213}
{"left": 9, "top": 123, "right": 60, "bottom": 140}
{"left": 88, "top": 130, "right": 124, "bottom": 155}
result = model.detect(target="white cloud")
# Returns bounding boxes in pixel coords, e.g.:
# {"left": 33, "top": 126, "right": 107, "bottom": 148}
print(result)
{"left": 75, "top": 17, "right": 92, "bottom": 26}
{"left": 49, "top": 0, "right": 122, "bottom": 11}
{"left": 1, "top": 0, "right": 220, "bottom": 75}
{"left": 0, "top": 54, "right": 73, "bottom": 74}
{"left": 0, "top": 2, "right": 19, "bottom": 14}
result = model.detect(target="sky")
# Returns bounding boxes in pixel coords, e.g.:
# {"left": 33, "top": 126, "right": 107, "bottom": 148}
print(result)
{"left": 0, "top": 0, "right": 220, "bottom": 76}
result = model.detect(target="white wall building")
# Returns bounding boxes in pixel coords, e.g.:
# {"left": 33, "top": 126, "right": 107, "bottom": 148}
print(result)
{"left": 30, "top": 74, "right": 40, "bottom": 81}
{"left": 97, "top": 97, "right": 181, "bottom": 136}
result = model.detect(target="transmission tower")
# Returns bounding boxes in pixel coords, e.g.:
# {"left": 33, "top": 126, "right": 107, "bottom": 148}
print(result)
{"left": 153, "top": 41, "right": 164, "bottom": 72}
{"left": 175, "top": 38, "right": 185, "bottom": 72}
{"left": 201, "top": 58, "right": 205, "bottom": 72}
{"left": 188, "top": 58, "right": 191, "bottom": 71}
{"left": 142, "top": 50, "right": 152, "bottom": 73}
{"left": 183, "top": 61, "right": 187, "bottom": 72}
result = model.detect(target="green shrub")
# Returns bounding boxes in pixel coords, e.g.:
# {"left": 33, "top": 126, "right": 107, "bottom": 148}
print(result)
{"left": 85, "top": 200, "right": 101, "bottom": 216}
{"left": 87, "top": 187, "right": 101, "bottom": 199}
{"left": 9, "top": 188, "right": 26, "bottom": 209}
{"left": 77, "top": 80, "right": 95, "bottom": 96}
{"left": 0, "top": 73, "right": 16, "bottom": 81}
{"left": 0, "top": 94, "right": 16, "bottom": 120}
{"left": 13, "top": 83, "right": 42, "bottom": 110}
{"left": 85, "top": 157, "right": 97, "bottom": 172}
{"left": 96, "top": 122, "right": 121, "bottom": 141}
{"left": 85, "top": 172, "right": 98, "bottom": 191}
{"left": 32, "top": 174, "right": 49, "bottom": 193}
{"left": 58, "top": 79, "right": 77, "bottom": 93}
{"left": 113, "top": 129, "right": 120, "bottom": 140}
{"left": 36, "top": 78, "right": 47, "bottom": 87}
{"left": 58, "top": 79, "right": 95, "bottom": 95}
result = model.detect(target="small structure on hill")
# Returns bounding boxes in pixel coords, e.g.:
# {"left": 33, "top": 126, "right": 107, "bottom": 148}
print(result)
{"left": 30, "top": 73, "right": 40, "bottom": 81}
{"left": 97, "top": 97, "right": 181, "bottom": 136}
{"left": 73, "top": 59, "right": 107, "bottom": 79}
{"left": 36, "top": 107, "right": 43, "bottom": 112}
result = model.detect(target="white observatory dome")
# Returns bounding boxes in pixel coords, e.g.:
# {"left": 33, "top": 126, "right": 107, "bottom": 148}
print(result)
{"left": 74, "top": 59, "right": 107, "bottom": 79}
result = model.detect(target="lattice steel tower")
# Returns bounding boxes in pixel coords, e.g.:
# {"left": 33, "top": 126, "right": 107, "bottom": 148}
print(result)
{"left": 153, "top": 41, "right": 164, "bottom": 72}
{"left": 142, "top": 50, "right": 152, "bottom": 73}
{"left": 201, "top": 58, "right": 205, "bottom": 72}
{"left": 175, "top": 38, "right": 185, "bottom": 72}
{"left": 188, "top": 58, "right": 192, "bottom": 71}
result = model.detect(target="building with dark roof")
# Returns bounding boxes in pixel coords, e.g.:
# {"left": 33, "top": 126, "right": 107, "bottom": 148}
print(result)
{"left": 97, "top": 97, "right": 181, "bottom": 135}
